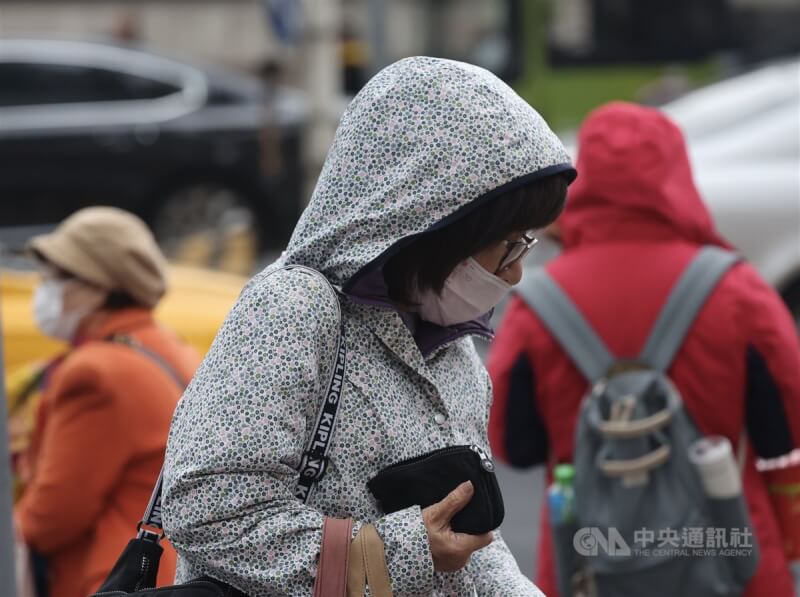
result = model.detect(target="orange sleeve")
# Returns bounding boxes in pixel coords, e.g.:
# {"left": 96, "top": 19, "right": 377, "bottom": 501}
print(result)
{"left": 15, "top": 362, "right": 128, "bottom": 554}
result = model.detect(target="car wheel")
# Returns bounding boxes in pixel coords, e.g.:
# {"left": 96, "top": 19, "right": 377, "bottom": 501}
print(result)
{"left": 151, "top": 183, "right": 261, "bottom": 275}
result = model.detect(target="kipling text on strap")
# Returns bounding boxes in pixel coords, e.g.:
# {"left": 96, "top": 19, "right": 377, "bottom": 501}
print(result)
{"left": 91, "top": 265, "right": 345, "bottom": 597}
{"left": 132, "top": 265, "right": 346, "bottom": 548}
{"left": 296, "top": 318, "right": 347, "bottom": 501}
{"left": 281, "top": 264, "right": 348, "bottom": 503}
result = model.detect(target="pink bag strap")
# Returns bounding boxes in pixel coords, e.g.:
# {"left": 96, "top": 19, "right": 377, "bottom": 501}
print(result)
{"left": 314, "top": 517, "right": 354, "bottom": 597}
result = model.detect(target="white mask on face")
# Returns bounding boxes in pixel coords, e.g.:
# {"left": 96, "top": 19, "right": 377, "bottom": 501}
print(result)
{"left": 413, "top": 257, "right": 512, "bottom": 327}
{"left": 33, "top": 278, "right": 105, "bottom": 341}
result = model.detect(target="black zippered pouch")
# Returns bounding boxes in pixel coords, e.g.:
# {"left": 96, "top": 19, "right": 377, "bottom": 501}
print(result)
{"left": 367, "top": 444, "right": 505, "bottom": 535}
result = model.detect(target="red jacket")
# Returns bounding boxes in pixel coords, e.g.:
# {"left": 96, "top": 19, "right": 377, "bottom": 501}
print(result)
{"left": 488, "top": 102, "right": 800, "bottom": 597}
{"left": 16, "top": 308, "right": 200, "bottom": 597}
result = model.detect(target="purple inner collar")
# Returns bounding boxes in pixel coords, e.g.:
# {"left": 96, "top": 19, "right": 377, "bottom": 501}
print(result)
{"left": 346, "top": 268, "right": 494, "bottom": 356}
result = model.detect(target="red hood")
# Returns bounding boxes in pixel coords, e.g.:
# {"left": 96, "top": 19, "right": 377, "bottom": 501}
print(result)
{"left": 560, "top": 101, "right": 732, "bottom": 250}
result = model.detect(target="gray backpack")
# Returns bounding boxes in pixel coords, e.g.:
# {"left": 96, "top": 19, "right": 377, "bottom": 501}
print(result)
{"left": 517, "top": 246, "right": 759, "bottom": 597}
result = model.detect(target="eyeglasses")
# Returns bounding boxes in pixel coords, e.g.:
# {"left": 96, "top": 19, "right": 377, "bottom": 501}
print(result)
{"left": 495, "top": 230, "right": 538, "bottom": 274}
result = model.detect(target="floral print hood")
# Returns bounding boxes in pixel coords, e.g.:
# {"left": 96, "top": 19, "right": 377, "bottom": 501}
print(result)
{"left": 162, "top": 61, "right": 564, "bottom": 597}
{"left": 280, "top": 56, "right": 575, "bottom": 298}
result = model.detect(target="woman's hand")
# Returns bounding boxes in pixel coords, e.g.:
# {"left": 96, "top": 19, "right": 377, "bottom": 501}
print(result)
{"left": 422, "top": 481, "right": 494, "bottom": 572}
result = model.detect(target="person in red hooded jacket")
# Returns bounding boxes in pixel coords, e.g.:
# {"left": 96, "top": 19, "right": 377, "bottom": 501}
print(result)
{"left": 487, "top": 101, "right": 800, "bottom": 597}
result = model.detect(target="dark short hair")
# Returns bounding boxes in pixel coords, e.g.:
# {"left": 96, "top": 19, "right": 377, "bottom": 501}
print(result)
{"left": 384, "top": 173, "right": 568, "bottom": 305}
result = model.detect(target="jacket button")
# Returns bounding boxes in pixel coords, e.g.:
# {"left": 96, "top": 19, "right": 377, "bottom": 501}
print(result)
{"left": 434, "top": 413, "right": 447, "bottom": 425}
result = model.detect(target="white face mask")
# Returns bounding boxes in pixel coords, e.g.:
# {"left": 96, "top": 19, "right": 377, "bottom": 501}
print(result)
{"left": 33, "top": 278, "right": 106, "bottom": 342}
{"left": 413, "top": 257, "right": 512, "bottom": 327}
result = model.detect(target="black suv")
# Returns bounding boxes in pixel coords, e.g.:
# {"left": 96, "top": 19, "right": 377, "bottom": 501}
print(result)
{"left": 0, "top": 39, "right": 305, "bottom": 272}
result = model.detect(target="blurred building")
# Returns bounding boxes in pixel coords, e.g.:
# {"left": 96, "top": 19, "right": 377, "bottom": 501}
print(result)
{"left": 341, "top": 0, "right": 523, "bottom": 83}
{"left": 549, "top": 0, "right": 800, "bottom": 66}
{"left": 0, "top": 1, "right": 280, "bottom": 72}
{"left": 3, "top": 0, "right": 797, "bottom": 86}
{"left": 0, "top": 0, "right": 526, "bottom": 83}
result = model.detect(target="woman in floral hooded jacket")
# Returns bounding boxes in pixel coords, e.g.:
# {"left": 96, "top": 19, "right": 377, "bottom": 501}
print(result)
{"left": 162, "top": 56, "right": 576, "bottom": 596}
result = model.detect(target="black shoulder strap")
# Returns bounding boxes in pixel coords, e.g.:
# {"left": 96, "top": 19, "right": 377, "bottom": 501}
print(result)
{"left": 294, "top": 312, "right": 347, "bottom": 502}
{"left": 281, "top": 265, "right": 347, "bottom": 503}
{"left": 131, "top": 265, "right": 345, "bottom": 544}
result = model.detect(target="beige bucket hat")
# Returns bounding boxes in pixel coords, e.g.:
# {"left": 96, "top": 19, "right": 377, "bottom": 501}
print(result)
{"left": 28, "top": 207, "right": 168, "bottom": 308}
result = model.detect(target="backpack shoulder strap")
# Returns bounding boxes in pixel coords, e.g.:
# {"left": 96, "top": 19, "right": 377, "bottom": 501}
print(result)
{"left": 639, "top": 246, "right": 740, "bottom": 372}
{"left": 515, "top": 269, "right": 614, "bottom": 382}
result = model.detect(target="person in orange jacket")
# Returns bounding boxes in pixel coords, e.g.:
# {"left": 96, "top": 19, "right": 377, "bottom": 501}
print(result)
{"left": 14, "top": 207, "right": 200, "bottom": 597}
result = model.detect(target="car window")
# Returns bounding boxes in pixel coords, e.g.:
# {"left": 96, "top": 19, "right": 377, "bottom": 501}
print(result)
{"left": 0, "top": 62, "right": 180, "bottom": 107}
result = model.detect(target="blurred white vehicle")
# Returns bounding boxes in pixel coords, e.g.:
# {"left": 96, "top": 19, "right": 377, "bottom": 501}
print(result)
{"left": 665, "top": 59, "right": 800, "bottom": 324}
{"left": 556, "top": 59, "right": 800, "bottom": 324}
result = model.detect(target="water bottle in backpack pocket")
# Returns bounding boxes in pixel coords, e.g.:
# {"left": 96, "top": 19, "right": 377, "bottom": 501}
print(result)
{"left": 548, "top": 464, "right": 596, "bottom": 597}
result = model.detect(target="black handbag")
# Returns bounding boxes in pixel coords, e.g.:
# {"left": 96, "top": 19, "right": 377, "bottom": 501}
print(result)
{"left": 88, "top": 471, "right": 242, "bottom": 597}
{"left": 367, "top": 444, "right": 505, "bottom": 535}
{"left": 90, "top": 266, "right": 347, "bottom": 596}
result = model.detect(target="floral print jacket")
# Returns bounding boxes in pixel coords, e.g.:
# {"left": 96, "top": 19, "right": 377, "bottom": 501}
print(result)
{"left": 162, "top": 56, "right": 574, "bottom": 596}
